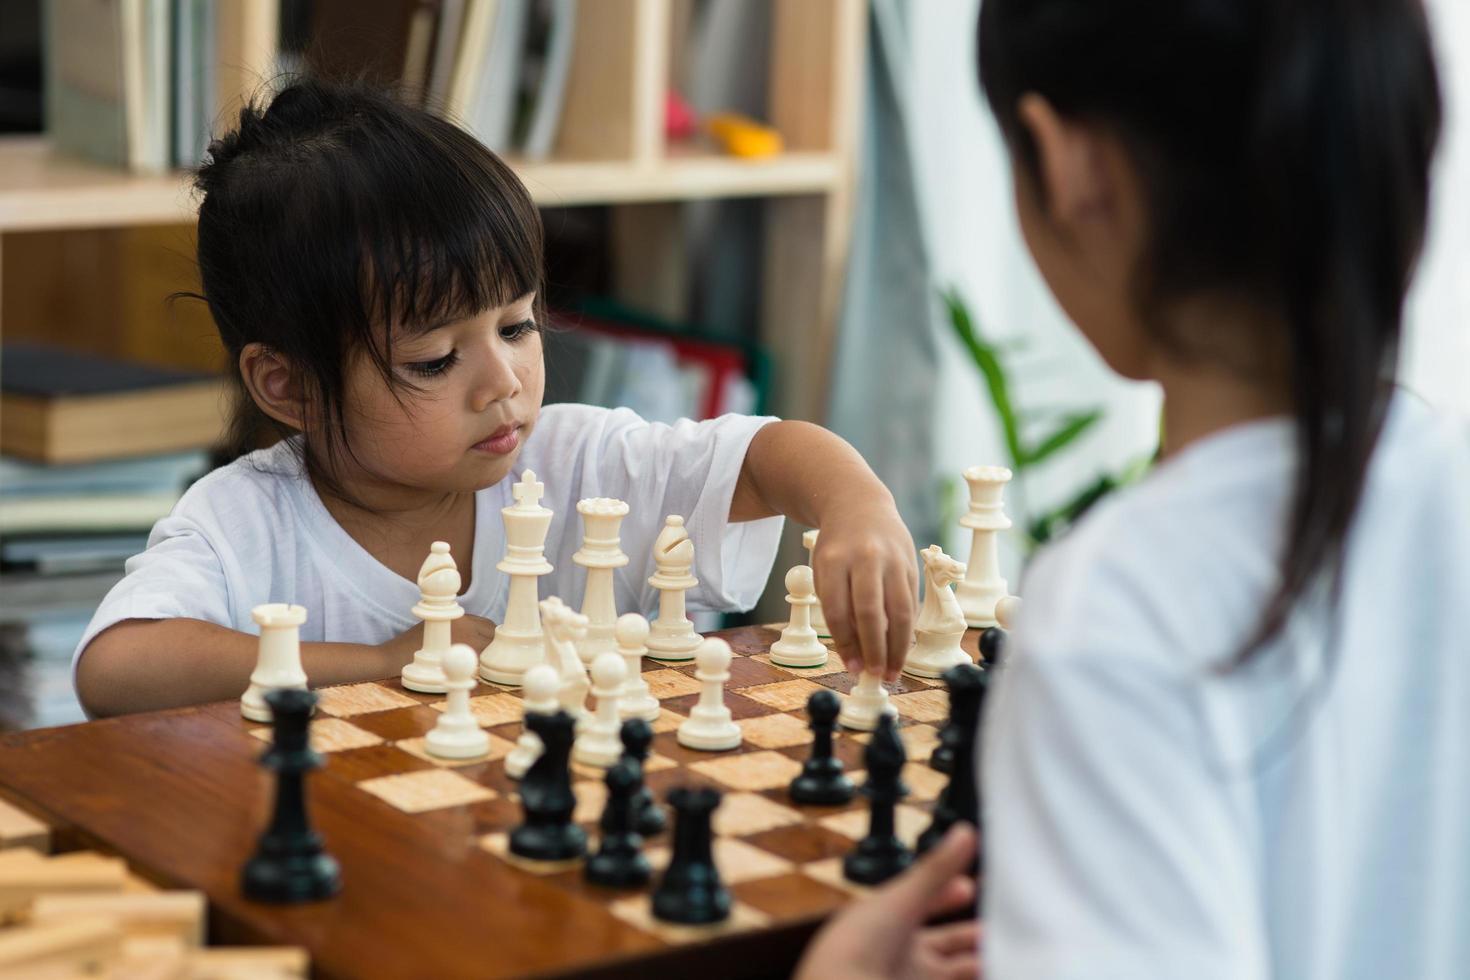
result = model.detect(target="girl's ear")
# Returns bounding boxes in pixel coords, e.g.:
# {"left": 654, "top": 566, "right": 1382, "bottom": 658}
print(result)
{"left": 239, "top": 343, "right": 306, "bottom": 431}
{"left": 1016, "top": 93, "right": 1116, "bottom": 228}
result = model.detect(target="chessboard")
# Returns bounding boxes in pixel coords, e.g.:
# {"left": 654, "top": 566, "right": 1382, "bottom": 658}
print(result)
{"left": 0, "top": 625, "right": 984, "bottom": 980}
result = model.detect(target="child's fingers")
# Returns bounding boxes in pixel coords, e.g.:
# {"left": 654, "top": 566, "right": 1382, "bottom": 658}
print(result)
{"left": 821, "top": 565, "right": 861, "bottom": 673}
{"left": 851, "top": 561, "right": 890, "bottom": 675}
{"left": 921, "top": 873, "right": 977, "bottom": 921}
{"left": 918, "top": 920, "right": 981, "bottom": 956}
{"left": 881, "top": 824, "right": 979, "bottom": 921}
{"left": 883, "top": 565, "right": 916, "bottom": 681}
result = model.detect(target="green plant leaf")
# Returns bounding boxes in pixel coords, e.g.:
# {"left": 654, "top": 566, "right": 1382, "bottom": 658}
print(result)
{"left": 941, "top": 288, "right": 1024, "bottom": 468}
{"left": 1020, "top": 409, "right": 1102, "bottom": 467}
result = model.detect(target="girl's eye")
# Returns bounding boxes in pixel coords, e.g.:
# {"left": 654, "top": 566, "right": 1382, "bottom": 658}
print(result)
{"left": 500, "top": 319, "right": 539, "bottom": 342}
{"left": 405, "top": 351, "right": 459, "bottom": 377}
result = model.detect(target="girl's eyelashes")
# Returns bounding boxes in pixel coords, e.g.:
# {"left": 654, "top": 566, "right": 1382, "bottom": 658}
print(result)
{"left": 404, "top": 350, "right": 460, "bottom": 378}
{"left": 500, "top": 319, "right": 539, "bottom": 342}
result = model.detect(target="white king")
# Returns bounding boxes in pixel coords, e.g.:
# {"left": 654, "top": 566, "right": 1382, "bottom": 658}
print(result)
{"left": 954, "top": 465, "right": 1012, "bottom": 629}
{"left": 480, "top": 470, "right": 554, "bottom": 687}
{"left": 574, "top": 497, "right": 630, "bottom": 665}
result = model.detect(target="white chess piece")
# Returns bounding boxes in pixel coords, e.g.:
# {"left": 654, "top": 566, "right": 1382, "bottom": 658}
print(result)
{"left": 802, "top": 529, "right": 831, "bottom": 639}
{"left": 574, "top": 498, "right": 630, "bottom": 665}
{"left": 241, "top": 603, "right": 309, "bottom": 722}
{"left": 540, "top": 596, "right": 590, "bottom": 720}
{"left": 480, "top": 471, "right": 554, "bottom": 686}
{"left": 573, "top": 653, "right": 628, "bottom": 768}
{"left": 955, "top": 466, "right": 1012, "bottom": 628}
{"left": 995, "top": 594, "right": 1021, "bottom": 630}
{"left": 505, "top": 664, "right": 559, "bottom": 779}
{"left": 770, "top": 565, "right": 828, "bottom": 668}
{"left": 615, "top": 613, "right": 660, "bottom": 722}
{"left": 646, "top": 515, "right": 702, "bottom": 661}
{"left": 401, "top": 541, "right": 464, "bottom": 694}
{"left": 425, "top": 644, "right": 490, "bottom": 759}
{"left": 903, "top": 545, "right": 971, "bottom": 679}
{"left": 677, "top": 638, "right": 742, "bottom": 751}
{"left": 837, "top": 672, "right": 896, "bottom": 732}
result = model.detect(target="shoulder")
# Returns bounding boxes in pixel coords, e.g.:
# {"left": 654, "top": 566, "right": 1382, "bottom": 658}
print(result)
{"left": 168, "top": 438, "right": 306, "bottom": 536}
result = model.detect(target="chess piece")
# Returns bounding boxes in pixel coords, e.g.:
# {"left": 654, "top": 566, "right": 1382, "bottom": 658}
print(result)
{"left": 979, "top": 626, "right": 1007, "bottom": 669}
{"left": 615, "top": 613, "right": 660, "bottom": 722}
{"left": 540, "top": 597, "right": 590, "bottom": 721}
{"left": 676, "top": 638, "right": 741, "bottom": 751}
{"left": 954, "top": 466, "right": 1012, "bottom": 628}
{"left": 574, "top": 498, "right": 630, "bottom": 665}
{"left": 802, "top": 529, "right": 831, "bottom": 638}
{"left": 241, "top": 604, "right": 309, "bottom": 723}
{"left": 843, "top": 713, "right": 913, "bottom": 885}
{"left": 510, "top": 709, "right": 587, "bottom": 862}
{"left": 789, "top": 690, "right": 854, "bottom": 805}
{"left": 621, "top": 718, "right": 666, "bottom": 837}
{"left": 241, "top": 689, "right": 341, "bottom": 903}
{"left": 651, "top": 786, "right": 730, "bottom": 924}
{"left": 837, "top": 671, "right": 896, "bottom": 732}
{"left": 506, "top": 665, "right": 559, "bottom": 779}
{"left": 401, "top": 541, "right": 464, "bottom": 694}
{"left": 903, "top": 545, "right": 971, "bottom": 679}
{"left": 425, "top": 644, "right": 490, "bottom": 759}
{"left": 995, "top": 594, "right": 1022, "bottom": 629}
{"left": 645, "top": 516, "right": 701, "bottom": 661}
{"left": 918, "top": 666, "right": 986, "bottom": 857}
{"left": 585, "top": 759, "right": 652, "bottom": 888}
{"left": 770, "top": 565, "right": 828, "bottom": 668}
{"left": 480, "top": 471, "right": 554, "bottom": 686}
{"left": 573, "top": 653, "right": 627, "bottom": 768}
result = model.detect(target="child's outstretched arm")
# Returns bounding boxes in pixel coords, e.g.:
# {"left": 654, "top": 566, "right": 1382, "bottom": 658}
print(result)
{"left": 731, "top": 421, "right": 918, "bottom": 679}
{"left": 75, "top": 615, "right": 498, "bottom": 717}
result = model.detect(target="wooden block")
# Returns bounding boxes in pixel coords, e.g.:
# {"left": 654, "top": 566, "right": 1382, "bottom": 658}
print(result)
{"left": 184, "top": 946, "right": 309, "bottom": 979}
{"left": 0, "top": 853, "right": 128, "bottom": 921}
{"left": 0, "top": 915, "right": 123, "bottom": 975}
{"left": 30, "top": 891, "right": 207, "bottom": 946}
{"left": 0, "top": 797, "right": 50, "bottom": 853}
{"left": 117, "top": 935, "right": 190, "bottom": 980}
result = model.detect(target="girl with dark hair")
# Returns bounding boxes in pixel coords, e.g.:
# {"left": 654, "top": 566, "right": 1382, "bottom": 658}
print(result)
{"left": 799, "top": 1, "right": 1465, "bottom": 977}
{"left": 72, "top": 77, "right": 919, "bottom": 718}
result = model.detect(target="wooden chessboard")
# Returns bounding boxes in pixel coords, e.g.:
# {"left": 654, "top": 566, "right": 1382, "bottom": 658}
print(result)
{"left": 0, "top": 626, "right": 982, "bottom": 980}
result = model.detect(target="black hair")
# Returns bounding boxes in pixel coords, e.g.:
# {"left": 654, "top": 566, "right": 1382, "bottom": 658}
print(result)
{"left": 978, "top": 0, "right": 1442, "bottom": 662}
{"left": 190, "top": 75, "right": 545, "bottom": 495}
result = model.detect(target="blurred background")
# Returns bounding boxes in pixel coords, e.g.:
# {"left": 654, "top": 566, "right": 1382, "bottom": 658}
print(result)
{"left": 0, "top": 0, "right": 1465, "bottom": 729}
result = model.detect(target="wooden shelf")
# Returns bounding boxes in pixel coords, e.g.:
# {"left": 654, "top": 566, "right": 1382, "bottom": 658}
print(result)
{"left": 0, "top": 137, "right": 840, "bottom": 233}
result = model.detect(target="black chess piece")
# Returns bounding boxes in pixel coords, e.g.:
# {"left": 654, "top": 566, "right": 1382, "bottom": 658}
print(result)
{"left": 651, "top": 786, "right": 730, "bottom": 924}
{"left": 789, "top": 689, "right": 854, "bottom": 805}
{"left": 585, "top": 759, "right": 652, "bottom": 888}
{"left": 842, "top": 713, "right": 913, "bottom": 886}
{"left": 917, "top": 665, "right": 987, "bottom": 858}
{"left": 979, "top": 626, "right": 1007, "bottom": 669}
{"left": 930, "top": 662, "right": 984, "bottom": 774}
{"left": 619, "top": 718, "right": 666, "bottom": 837}
{"left": 510, "top": 709, "right": 588, "bottom": 862}
{"left": 241, "top": 688, "right": 341, "bottom": 903}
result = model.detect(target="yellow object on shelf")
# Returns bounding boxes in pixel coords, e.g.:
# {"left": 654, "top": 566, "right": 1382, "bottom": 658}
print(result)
{"left": 706, "top": 113, "right": 784, "bottom": 159}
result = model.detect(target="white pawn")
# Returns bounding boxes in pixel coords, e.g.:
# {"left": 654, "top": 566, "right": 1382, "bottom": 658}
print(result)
{"left": 803, "top": 529, "right": 831, "bottom": 639}
{"left": 401, "top": 541, "right": 464, "bottom": 694}
{"left": 241, "top": 603, "right": 309, "bottom": 723}
{"left": 425, "top": 644, "right": 490, "bottom": 759}
{"left": 838, "top": 672, "right": 896, "bottom": 732}
{"left": 616, "top": 613, "right": 660, "bottom": 722}
{"left": 996, "top": 594, "right": 1022, "bottom": 630}
{"left": 505, "top": 664, "right": 559, "bottom": 779}
{"left": 677, "top": 638, "right": 742, "bottom": 751}
{"left": 903, "top": 545, "right": 971, "bottom": 679}
{"left": 770, "top": 565, "right": 827, "bottom": 668}
{"left": 574, "top": 653, "right": 628, "bottom": 768}
{"left": 645, "top": 515, "right": 702, "bottom": 662}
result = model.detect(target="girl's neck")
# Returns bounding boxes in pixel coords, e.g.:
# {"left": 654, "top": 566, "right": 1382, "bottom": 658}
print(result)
{"left": 313, "top": 476, "right": 478, "bottom": 588}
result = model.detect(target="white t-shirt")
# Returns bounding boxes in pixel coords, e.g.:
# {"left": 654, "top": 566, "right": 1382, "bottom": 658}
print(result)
{"left": 984, "top": 392, "right": 1470, "bottom": 980}
{"left": 74, "top": 405, "right": 783, "bottom": 674}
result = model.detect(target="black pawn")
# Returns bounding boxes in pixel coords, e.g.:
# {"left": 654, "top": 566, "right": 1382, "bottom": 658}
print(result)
{"left": 651, "top": 786, "right": 730, "bottom": 925}
{"left": 843, "top": 713, "right": 912, "bottom": 886}
{"left": 619, "top": 718, "right": 666, "bottom": 837}
{"left": 510, "top": 709, "right": 587, "bottom": 862}
{"left": 585, "top": 759, "right": 651, "bottom": 888}
{"left": 917, "top": 665, "right": 988, "bottom": 858}
{"left": 242, "top": 688, "right": 341, "bottom": 903}
{"left": 979, "top": 626, "right": 1007, "bottom": 669}
{"left": 930, "top": 661, "right": 984, "bottom": 774}
{"left": 789, "top": 689, "right": 854, "bottom": 805}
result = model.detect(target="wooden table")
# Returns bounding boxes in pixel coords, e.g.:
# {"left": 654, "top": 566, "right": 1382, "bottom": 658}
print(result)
{"left": 0, "top": 625, "right": 974, "bottom": 978}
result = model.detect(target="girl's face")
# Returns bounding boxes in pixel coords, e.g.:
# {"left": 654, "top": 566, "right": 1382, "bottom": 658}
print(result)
{"left": 333, "top": 293, "right": 546, "bottom": 499}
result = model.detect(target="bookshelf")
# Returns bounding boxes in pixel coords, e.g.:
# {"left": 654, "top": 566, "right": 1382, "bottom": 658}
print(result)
{"left": 0, "top": 0, "right": 866, "bottom": 428}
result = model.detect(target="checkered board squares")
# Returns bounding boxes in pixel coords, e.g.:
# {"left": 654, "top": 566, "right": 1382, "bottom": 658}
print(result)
{"left": 739, "top": 678, "right": 830, "bottom": 712}
{"left": 395, "top": 732, "right": 517, "bottom": 768}
{"left": 641, "top": 669, "right": 704, "bottom": 700}
{"left": 890, "top": 689, "right": 951, "bottom": 723}
{"left": 248, "top": 717, "right": 383, "bottom": 753}
{"left": 644, "top": 837, "right": 795, "bottom": 884}
{"left": 357, "top": 769, "right": 497, "bottom": 813}
{"left": 689, "top": 751, "right": 804, "bottom": 792}
{"left": 737, "top": 712, "right": 816, "bottom": 749}
{"left": 432, "top": 692, "right": 526, "bottom": 728}
{"left": 750, "top": 649, "right": 846, "bottom": 677}
{"left": 316, "top": 682, "right": 421, "bottom": 717}
{"left": 820, "top": 804, "right": 933, "bottom": 850}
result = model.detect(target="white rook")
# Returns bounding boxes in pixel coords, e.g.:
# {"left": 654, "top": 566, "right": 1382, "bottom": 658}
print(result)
{"left": 955, "top": 466, "right": 1012, "bottom": 629}
{"left": 480, "top": 471, "right": 554, "bottom": 686}
{"left": 574, "top": 497, "right": 630, "bottom": 665}
{"left": 241, "top": 603, "right": 309, "bottom": 722}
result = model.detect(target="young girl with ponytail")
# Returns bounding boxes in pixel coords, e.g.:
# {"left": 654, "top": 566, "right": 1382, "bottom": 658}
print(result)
{"left": 799, "top": 2, "right": 1465, "bottom": 977}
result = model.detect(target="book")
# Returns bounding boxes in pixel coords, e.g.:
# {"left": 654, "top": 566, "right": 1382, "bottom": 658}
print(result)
{"left": 468, "top": 0, "right": 528, "bottom": 152}
{"left": 44, "top": 0, "right": 129, "bottom": 167}
{"left": 425, "top": 0, "right": 466, "bottom": 111}
{"left": 520, "top": 0, "right": 575, "bottom": 160}
{"left": 0, "top": 345, "right": 227, "bottom": 465}
{"left": 445, "top": 0, "right": 498, "bottom": 123}
{"left": 0, "top": 492, "right": 179, "bottom": 535}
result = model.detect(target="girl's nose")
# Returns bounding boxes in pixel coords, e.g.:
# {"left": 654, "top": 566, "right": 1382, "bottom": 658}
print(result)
{"left": 470, "top": 345, "right": 521, "bottom": 413}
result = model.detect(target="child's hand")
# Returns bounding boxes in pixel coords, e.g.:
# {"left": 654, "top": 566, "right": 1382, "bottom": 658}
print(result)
{"left": 814, "top": 502, "right": 919, "bottom": 681}
{"left": 378, "top": 614, "right": 498, "bottom": 669}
